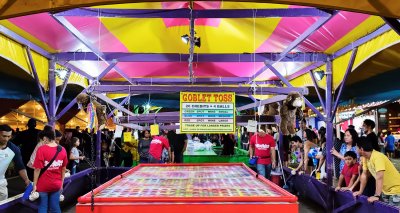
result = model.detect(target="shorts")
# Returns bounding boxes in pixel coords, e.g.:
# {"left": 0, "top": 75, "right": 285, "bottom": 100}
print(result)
{"left": 385, "top": 149, "right": 394, "bottom": 153}
{"left": 308, "top": 158, "right": 314, "bottom": 166}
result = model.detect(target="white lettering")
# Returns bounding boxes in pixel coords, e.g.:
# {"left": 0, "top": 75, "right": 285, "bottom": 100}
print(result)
{"left": 44, "top": 160, "right": 64, "bottom": 170}
{"left": 255, "top": 144, "right": 270, "bottom": 150}
{"left": 151, "top": 139, "right": 163, "bottom": 145}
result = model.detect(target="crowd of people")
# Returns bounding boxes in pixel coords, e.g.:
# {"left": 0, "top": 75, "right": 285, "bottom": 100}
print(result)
{"left": 0, "top": 121, "right": 68, "bottom": 213}
{"left": 285, "top": 118, "right": 400, "bottom": 207}
{"left": 0, "top": 116, "right": 399, "bottom": 211}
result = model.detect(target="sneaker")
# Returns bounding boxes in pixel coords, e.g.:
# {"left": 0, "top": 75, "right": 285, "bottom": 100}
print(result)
{"left": 392, "top": 195, "right": 400, "bottom": 203}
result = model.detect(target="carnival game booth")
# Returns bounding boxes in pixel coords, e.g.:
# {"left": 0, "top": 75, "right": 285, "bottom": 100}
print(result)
{"left": 76, "top": 163, "right": 298, "bottom": 213}
{"left": 1, "top": 1, "right": 400, "bottom": 213}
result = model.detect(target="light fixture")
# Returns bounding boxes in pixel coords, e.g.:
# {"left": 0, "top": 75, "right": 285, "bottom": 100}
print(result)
{"left": 313, "top": 70, "right": 325, "bottom": 81}
{"left": 55, "top": 68, "right": 69, "bottom": 80}
{"left": 145, "top": 103, "right": 151, "bottom": 109}
{"left": 181, "top": 34, "right": 189, "bottom": 44}
{"left": 180, "top": 34, "right": 201, "bottom": 48}
{"left": 194, "top": 37, "right": 201, "bottom": 48}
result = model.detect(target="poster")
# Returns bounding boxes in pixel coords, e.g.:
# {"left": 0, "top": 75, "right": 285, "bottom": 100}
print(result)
{"left": 150, "top": 124, "right": 160, "bottom": 136}
{"left": 180, "top": 92, "right": 235, "bottom": 133}
{"left": 123, "top": 132, "right": 132, "bottom": 143}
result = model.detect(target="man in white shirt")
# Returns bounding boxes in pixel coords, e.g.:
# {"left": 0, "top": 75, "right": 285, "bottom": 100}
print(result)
{"left": 0, "top": 125, "right": 30, "bottom": 201}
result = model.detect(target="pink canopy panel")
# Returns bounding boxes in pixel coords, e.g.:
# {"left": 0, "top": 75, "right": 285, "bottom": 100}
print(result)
{"left": 6, "top": 2, "right": 374, "bottom": 80}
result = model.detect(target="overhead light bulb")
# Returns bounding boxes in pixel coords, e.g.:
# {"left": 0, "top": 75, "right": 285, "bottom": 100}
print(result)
{"left": 313, "top": 70, "right": 325, "bottom": 81}
{"left": 55, "top": 68, "right": 68, "bottom": 80}
{"left": 181, "top": 34, "right": 189, "bottom": 44}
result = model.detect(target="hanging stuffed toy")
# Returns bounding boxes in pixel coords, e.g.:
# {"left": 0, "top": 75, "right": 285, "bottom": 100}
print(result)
{"left": 279, "top": 92, "right": 303, "bottom": 136}
{"left": 76, "top": 93, "right": 107, "bottom": 130}
{"left": 279, "top": 92, "right": 303, "bottom": 163}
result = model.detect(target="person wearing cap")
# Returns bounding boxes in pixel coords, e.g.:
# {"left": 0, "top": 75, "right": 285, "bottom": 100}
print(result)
{"left": 249, "top": 127, "right": 277, "bottom": 180}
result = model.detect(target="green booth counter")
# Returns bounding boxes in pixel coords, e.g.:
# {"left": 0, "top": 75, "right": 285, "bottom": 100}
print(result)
{"left": 183, "top": 147, "right": 250, "bottom": 166}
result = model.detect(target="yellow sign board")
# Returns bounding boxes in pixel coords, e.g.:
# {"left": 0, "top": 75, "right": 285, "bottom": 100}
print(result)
{"left": 150, "top": 124, "right": 160, "bottom": 136}
{"left": 180, "top": 92, "right": 236, "bottom": 133}
{"left": 123, "top": 132, "right": 132, "bottom": 143}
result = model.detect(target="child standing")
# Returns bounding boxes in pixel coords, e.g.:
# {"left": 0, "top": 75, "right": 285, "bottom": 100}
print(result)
{"left": 335, "top": 151, "right": 359, "bottom": 191}
{"left": 69, "top": 137, "right": 84, "bottom": 175}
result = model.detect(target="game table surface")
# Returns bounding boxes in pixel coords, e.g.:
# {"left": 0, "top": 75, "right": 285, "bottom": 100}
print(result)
{"left": 78, "top": 163, "right": 297, "bottom": 203}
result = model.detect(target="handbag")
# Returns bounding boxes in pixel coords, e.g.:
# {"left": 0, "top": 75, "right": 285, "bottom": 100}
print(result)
{"left": 23, "top": 145, "right": 62, "bottom": 200}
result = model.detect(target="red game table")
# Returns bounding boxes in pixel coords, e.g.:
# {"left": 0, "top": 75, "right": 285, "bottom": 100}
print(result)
{"left": 77, "top": 163, "right": 298, "bottom": 213}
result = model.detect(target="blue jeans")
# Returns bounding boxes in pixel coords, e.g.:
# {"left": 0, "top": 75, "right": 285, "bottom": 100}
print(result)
{"left": 70, "top": 161, "right": 78, "bottom": 175}
{"left": 256, "top": 164, "right": 272, "bottom": 180}
{"left": 139, "top": 157, "right": 148, "bottom": 163}
{"left": 148, "top": 155, "right": 163, "bottom": 163}
{"left": 38, "top": 191, "right": 61, "bottom": 213}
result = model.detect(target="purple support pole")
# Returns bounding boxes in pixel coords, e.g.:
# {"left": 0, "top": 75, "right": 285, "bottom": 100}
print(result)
{"left": 52, "top": 16, "right": 134, "bottom": 85}
{"left": 308, "top": 68, "right": 326, "bottom": 112}
{"left": 55, "top": 52, "right": 327, "bottom": 62}
{"left": 266, "top": 64, "right": 325, "bottom": 120}
{"left": 276, "top": 16, "right": 333, "bottom": 62}
{"left": 287, "top": 61, "right": 325, "bottom": 81}
{"left": 107, "top": 95, "right": 130, "bottom": 118}
{"left": 55, "top": 8, "right": 330, "bottom": 18}
{"left": 325, "top": 59, "right": 334, "bottom": 210}
{"left": 248, "top": 93, "right": 257, "bottom": 102}
{"left": 332, "top": 48, "right": 358, "bottom": 119}
{"left": 248, "top": 66, "right": 269, "bottom": 83}
{"left": 250, "top": 14, "right": 335, "bottom": 82}
{"left": 26, "top": 47, "right": 50, "bottom": 119}
{"left": 100, "top": 78, "right": 282, "bottom": 85}
{"left": 97, "top": 60, "right": 118, "bottom": 80}
{"left": 0, "top": 25, "right": 51, "bottom": 58}
{"left": 114, "top": 67, "right": 135, "bottom": 85}
{"left": 382, "top": 17, "right": 400, "bottom": 36}
{"left": 237, "top": 95, "right": 287, "bottom": 111}
{"left": 92, "top": 85, "right": 308, "bottom": 95}
{"left": 332, "top": 24, "right": 391, "bottom": 59}
{"left": 48, "top": 60, "right": 56, "bottom": 127}
{"left": 62, "top": 62, "right": 94, "bottom": 80}
{"left": 96, "top": 129, "right": 101, "bottom": 167}
{"left": 94, "top": 93, "right": 135, "bottom": 116}
{"left": 56, "top": 59, "right": 120, "bottom": 120}
{"left": 55, "top": 69, "right": 72, "bottom": 112}
{"left": 55, "top": 88, "right": 87, "bottom": 120}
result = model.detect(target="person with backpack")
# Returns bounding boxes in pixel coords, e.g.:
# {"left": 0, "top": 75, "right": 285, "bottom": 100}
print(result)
{"left": 32, "top": 127, "right": 68, "bottom": 213}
